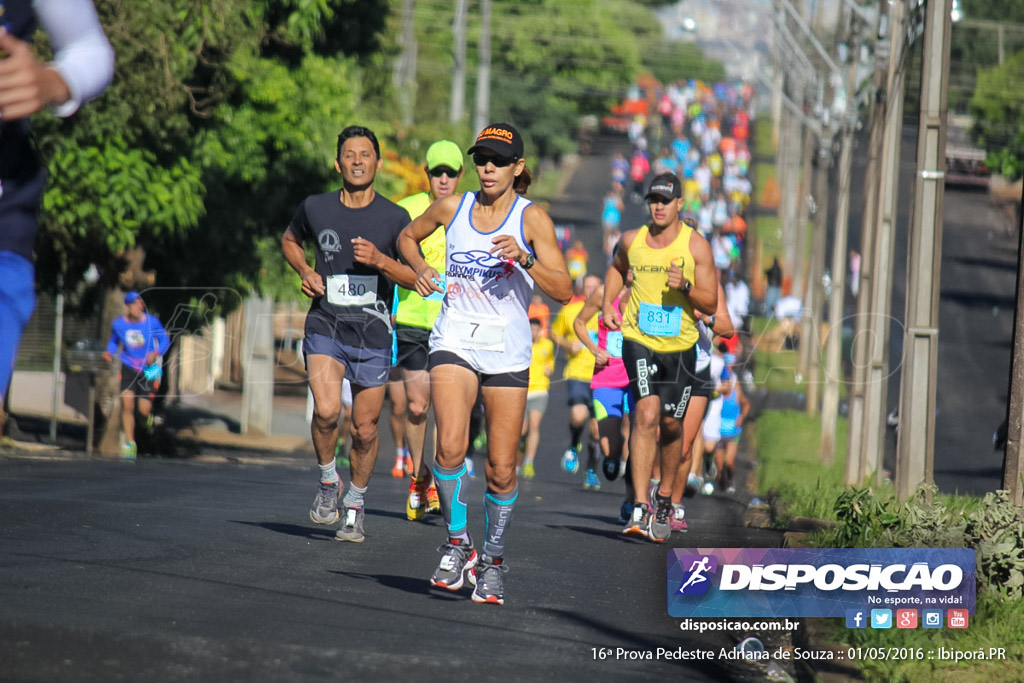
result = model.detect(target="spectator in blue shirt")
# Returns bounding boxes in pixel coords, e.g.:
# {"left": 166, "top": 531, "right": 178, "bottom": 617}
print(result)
{"left": 103, "top": 292, "right": 170, "bottom": 459}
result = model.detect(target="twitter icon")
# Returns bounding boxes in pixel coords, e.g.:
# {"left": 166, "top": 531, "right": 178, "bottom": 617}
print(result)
{"left": 870, "top": 609, "right": 892, "bottom": 629}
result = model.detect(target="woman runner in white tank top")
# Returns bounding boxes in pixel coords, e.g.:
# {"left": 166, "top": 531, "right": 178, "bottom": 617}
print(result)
{"left": 428, "top": 191, "right": 535, "bottom": 373}
{"left": 399, "top": 123, "right": 571, "bottom": 606}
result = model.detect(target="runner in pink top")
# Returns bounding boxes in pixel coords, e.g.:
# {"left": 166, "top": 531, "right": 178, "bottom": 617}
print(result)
{"left": 574, "top": 283, "right": 635, "bottom": 520}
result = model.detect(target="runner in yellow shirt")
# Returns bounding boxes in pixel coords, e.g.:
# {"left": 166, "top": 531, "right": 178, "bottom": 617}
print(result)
{"left": 394, "top": 140, "right": 464, "bottom": 520}
{"left": 603, "top": 172, "right": 717, "bottom": 543}
{"left": 520, "top": 318, "right": 555, "bottom": 479}
{"left": 550, "top": 274, "right": 600, "bottom": 474}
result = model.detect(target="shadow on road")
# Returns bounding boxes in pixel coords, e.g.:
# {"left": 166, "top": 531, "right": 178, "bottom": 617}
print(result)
{"left": 231, "top": 520, "right": 337, "bottom": 540}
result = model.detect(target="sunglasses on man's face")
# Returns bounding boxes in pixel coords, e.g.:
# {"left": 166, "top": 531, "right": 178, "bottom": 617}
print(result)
{"left": 429, "top": 167, "right": 459, "bottom": 178}
{"left": 472, "top": 152, "right": 517, "bottom": 168}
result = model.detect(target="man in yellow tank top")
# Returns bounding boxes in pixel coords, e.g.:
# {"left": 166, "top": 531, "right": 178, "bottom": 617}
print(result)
{"left": 394, "top": 140, "right": 465, "bottom": 521}
{"left": 602, "top": 172, "right": 717, "bottom": 543}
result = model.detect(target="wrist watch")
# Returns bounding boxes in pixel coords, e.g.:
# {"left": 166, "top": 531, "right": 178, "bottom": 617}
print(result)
{"left": 682, "top": 280, "right": 692, "bottom": 294}
{"left": 523, "top": 253, "right": 536, "bottom": 270}
{"left": 707, "top": 314, "right": 716, "bottom": 329}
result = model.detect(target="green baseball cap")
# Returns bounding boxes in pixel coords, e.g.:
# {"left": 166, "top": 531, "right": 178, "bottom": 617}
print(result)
{"left": 425, "top": 140, "right": 464, "bottom": 172}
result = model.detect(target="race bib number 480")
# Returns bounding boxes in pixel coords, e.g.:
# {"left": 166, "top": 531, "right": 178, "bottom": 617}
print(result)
{"left": 326, "top": 274, "right": 378, "bottom": 307}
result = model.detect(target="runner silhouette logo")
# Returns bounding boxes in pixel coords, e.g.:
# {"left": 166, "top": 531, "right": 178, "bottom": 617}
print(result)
{"left": 677, "top": 555, "right": 718, "bottom": 596}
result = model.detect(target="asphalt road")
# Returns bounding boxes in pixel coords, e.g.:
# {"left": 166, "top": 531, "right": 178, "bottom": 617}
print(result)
{"left": 0, "top": 415, "right": 783, "bottom": 683}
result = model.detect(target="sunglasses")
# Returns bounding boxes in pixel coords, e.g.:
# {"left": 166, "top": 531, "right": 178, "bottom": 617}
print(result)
{"left": 429, "top": 166, "right": 459, "bottom": 178}
{"left": 472, "top": 152, "right": 517, "bottom": 168}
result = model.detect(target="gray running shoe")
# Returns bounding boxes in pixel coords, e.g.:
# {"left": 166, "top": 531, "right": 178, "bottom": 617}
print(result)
{"left": 334, "top": 505, "right": 365, "bottom": 542}
{"left": 309, "top": 481, "right": 341, "bottom": 524}
{"left": 648, "top": 501, "right": 672, "bottom": 543}
{"left": 622, "top": 503, "right": 650, "bottom": 538}
{"left": 430, "top": 538, "right": 478, "bottom": 591}
{"left": 471, "top": 555, "right": 509, "bottom": 605}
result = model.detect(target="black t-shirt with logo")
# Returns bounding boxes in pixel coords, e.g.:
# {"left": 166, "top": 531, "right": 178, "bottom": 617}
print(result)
{"left": 288, "top": 191, "right": 410, "bottom": 349}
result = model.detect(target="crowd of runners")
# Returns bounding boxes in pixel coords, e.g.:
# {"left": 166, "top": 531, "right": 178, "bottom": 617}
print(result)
{"left": 286, "top": 79, "right": 758, "bottom": 607}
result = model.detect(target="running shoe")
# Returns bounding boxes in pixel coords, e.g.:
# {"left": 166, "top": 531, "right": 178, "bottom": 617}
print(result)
{"left": 561, "top": 447, "right": 580, "bottom": 474}
{"left": 701, "top": 481, "right": 715, "bottom": 496}
{"left": 471, "top": 554, "right": 508, "bottom": 606}
{"left": 406, "top": 477, "right": 427, "bottom": 521}
{"left": 648, "top": 501, "right": 672, "bottom": 542}
{"left": 684, "top": 473, "right": 701, "bottom": 497}
{"left": 310, "top": 481, "right": 341, "bottom": 524}
{"left": 430, "top": 538, "right": 478, "bottom": 591}
{"left": 425, "top": 484, "right": 441, "bottom": 514}
{"left": 521, "top": 460, "right": 535, "bottom": 480}
{"left": 602, "top": 455, "right": 621, "bottom": 481}
{"left": 622, "top": 503, "right": 650, "bottom": 538}
{"left": 334, "top": 506, "right": 365, "bottom": 543}
{"left": 726, "top": 485, "right": 737, "bottom": 495}
{"left": 618, "top": 499, "right": 633, "bottom": 524}
{"left": 121, "top": 441, "right": 137, "bottom": 461}
{"left": 583, "top": 469, "right": 601, "bottom": 491}
{"left": 390, "top": 456, "right": 405, "bottom": 478}
{"left": 465, "top": 457, "right": 476, "bottom": 479}
{"left": 670, "top": 504, "right": 688, "bottom": 532}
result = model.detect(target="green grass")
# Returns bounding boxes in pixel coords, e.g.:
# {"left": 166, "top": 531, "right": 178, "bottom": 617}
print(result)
{"left": 754, "top": 118, "right": 775, "bottom": 158}
{"left": 754, "top": 405, "right": 1021, "bottom": 681}
{"left": 755, "top": 410, "right": 849, "bottom": 522}
{"left": 528, "top": 164, "right": 568, "bottom": 203}
{"left": 753, "top": 161, "right": 777, "bottom": 206}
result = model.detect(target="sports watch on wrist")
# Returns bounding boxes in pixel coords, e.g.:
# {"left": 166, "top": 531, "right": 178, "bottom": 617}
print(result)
{"left": 681, "top": 279, "right": 692, "bottom": 294}
{"left": 522, "top": 253, "right": 536, "bottom": 270}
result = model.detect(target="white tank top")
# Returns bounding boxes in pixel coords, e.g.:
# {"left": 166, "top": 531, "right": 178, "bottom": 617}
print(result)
{"left": 430, "top": 192, "right": 535, "bottom": 373}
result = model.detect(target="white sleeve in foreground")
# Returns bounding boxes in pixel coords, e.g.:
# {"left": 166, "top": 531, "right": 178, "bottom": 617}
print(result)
{"left": 32, "top": 0, "right": 115, "bottom": 117}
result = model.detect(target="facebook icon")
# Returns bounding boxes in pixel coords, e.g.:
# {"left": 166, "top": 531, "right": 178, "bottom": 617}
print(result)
{"left": 845, "top": 609, "right": 866, "bottom": 629}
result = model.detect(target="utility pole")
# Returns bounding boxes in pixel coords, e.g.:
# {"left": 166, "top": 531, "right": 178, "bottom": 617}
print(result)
{"left": 860, "top": 0, "right": 909, "bottom": 484}
{"left": 473, "top": 0, "right": 492, "bottom": 135}
{"left": 895, "top": 0, "right": 953, "bottom": 500}
{"left": 846, "top": 3, "right": 890, "bottom": 485}
{"left": 791, "top": 124, "right": 815, "bottom": 302}
{"left": 1004, "top": 185, "right": 1024, "bottom": 505}
{"left": 802, "top": 142, "right": 831, "bottom": 417}
{"left": 449, "top": 0, "right": 467, "bottom": 123}
{"left": 821, "top": 4, "right": 861, "bottom": 462}
{"left": 394, "top": 0, "right": 417, "bottom": 126}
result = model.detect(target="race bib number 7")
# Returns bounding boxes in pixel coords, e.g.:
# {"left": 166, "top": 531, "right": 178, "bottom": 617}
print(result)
{"left": 444, "top": 308, "right": 506, "bottom": 351}
{"left": 326, "top": 274, "right": 378, "bottom": 307}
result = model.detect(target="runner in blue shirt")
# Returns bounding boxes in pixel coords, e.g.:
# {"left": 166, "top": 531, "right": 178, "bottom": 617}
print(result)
{"left": 103, "top": 292, "right": 170, "bottom": 459}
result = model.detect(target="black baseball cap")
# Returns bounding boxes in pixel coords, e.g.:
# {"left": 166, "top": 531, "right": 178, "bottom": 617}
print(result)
{"left": 468, "top": 122, "right": 524, "bottom": 159}
{"left": 644, "top": 172, "right": 682, "bottom": 201}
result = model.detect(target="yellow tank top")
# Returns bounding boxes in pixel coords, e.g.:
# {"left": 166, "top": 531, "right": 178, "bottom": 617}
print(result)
{"left": 622, "top": 224, "right": 699, "bottom": 352}
{"left": 394, "top": 192, "right": 446, "bottom": 330}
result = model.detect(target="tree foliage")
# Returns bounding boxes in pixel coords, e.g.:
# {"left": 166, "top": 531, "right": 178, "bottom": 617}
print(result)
{"left": 969, "top": 50, "right": 1024, "bottom": 180}
{"left": 27, "top": 0, "right": 725, "bottom": 314}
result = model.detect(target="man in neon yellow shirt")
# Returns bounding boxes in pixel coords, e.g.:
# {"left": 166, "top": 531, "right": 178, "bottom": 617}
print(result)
{"left": 550, "top": 274, "right": 601, "bottom": 473}
{"left": 395, "top": 140, "right": 464, "bottom": 520}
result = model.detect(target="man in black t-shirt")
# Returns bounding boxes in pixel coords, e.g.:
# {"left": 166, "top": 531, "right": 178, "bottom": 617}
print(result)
{"left": 282, "top": 125, "right": 416, "bottom": 542}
